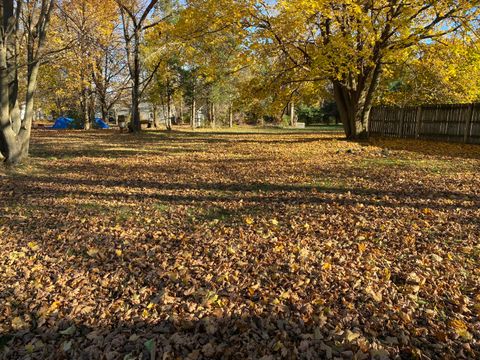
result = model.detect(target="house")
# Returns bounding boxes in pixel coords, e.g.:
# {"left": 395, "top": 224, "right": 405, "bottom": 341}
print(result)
{"left": 111, "top": 102, "right": 167, "bottom": 126}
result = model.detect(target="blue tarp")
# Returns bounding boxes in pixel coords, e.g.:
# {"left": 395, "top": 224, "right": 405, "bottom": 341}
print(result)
{"left": 94, "top": 118, "right": 110, "bottom": 129}
{"left": 50, "top": 117, "right": 110, "bottom": 130}
{"left": 51, "top": 117, "right": 79, "bottom": 130}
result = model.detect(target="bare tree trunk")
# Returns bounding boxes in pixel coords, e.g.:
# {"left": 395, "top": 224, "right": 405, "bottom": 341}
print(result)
{"left": 82, "top": 88, "right": 90, "bottom": 130}
{"left": 0, "top": 39, "right": 16, "bottom": 160}
{"left": 191, "top": 96, "right": 196, "bottom": 130}
{"left": 166, "top": 90, "right": 172, "bottom": 131}
{"left": 152, "top": 104, "right": 158, "bottom": 128}
{"left": 90, "top": 87, "right": 97, "bottom": 124}
{"left": 333, "top": 63, "right": 382, "bottom": 140}
{"left": 131, "top": 38, "right": 141, "bottom": 132}
{"left": 179, "top": 97, "right": 183, "bottom": 124}
{"left": 101, "top": 103, "right": 108, "bottom": 122}
{"left": 290, "top": 100, "right": 295, "bottom": 127}
{"left": 206, "top": 99, "right": 211, "bottom": 126}
{"left": 117, "top": 0, "right": 159, "bottom": 133}
{"left": 0, "top": 0, "right": 54, "bottom": 164}
{"left": 21, "top": 61, "right": 41, "bottom": 157}
{"left": 1, "top": 64, "right": 41, "bottom": 164}
{"left": 211, "top": 102, "right": 216, "bottom": 129}
{"left": 228, "top": 104, "right": 233, "bottom": 128}
{"left": 333, "top": 82, "right": 371, "bottom": 139}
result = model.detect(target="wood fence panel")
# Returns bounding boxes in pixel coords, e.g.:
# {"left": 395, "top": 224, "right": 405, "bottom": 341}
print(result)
{"left": 470, "top": 105, "right": 480, "bottom": 144}
{"left": 370, "top": 103, "right": 480, "bottom": 144}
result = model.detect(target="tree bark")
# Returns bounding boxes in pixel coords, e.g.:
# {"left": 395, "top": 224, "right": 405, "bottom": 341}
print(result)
{"left": 152, "top": 104, "right": 158, "bottom": 128}
{"left": 82, "top": 85, "right": 90, "bottom": 130}
{"left": 0, "top": 0, "right": 54, "bottom": 164}
{"left": 166, "top": 90, "right": 172, "bottom": 131}
{"left": 228, "top": 104, "right": 233, "bottom": 128}
{"left": 101, "top": 104, "right": 108, "bottom": 122}
{"left": 191, "top": 95, "right": 196, "bottom": 130}
{"left": 290, "top": 100, "right": 295, "bottom": 127}
{"left": 117, "top": 0, "right": 159, "bottom": 133}
{"left": 211, "top": 102, "right": 216, "bottom": 129}
{"left": 179, "top": 97, "right": 183, "bottom": 124}
{"left": 131, "top": 37, "right": 141, "bottom": 132}
{"left": 333, "top": 63, "right": 382, "bottom": 140}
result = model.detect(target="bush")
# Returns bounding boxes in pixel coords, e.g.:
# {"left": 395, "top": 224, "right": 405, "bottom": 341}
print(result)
{"left": 297, "top": 105, "right": 323, "bottom": 125}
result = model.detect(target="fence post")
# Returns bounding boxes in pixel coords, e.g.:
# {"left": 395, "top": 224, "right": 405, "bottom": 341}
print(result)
{"left": 398, "top": 108, "right": 405, "bottom": 138}
{"left": 415, "top": 106, "right": 422, "bottom": 139}
{"left": 464, "top": 104, "right": 474, "bottom": 144}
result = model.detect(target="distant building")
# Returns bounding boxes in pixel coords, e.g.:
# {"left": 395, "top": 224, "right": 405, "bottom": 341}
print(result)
{"left": 111, "top": 102, "right": 166, "bottom": 126}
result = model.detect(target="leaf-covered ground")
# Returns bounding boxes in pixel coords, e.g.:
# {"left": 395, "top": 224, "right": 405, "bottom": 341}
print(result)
{"left": 1, "top": 128, "right": 479, "bottom": 359}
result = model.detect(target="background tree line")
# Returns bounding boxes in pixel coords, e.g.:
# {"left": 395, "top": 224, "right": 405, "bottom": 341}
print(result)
{"left": 1, "top": 0, "right": 480, "bottom": 163}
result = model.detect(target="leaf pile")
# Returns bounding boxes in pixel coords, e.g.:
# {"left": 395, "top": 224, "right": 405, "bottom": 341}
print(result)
{"left": 0, "top": 129, "right": 479, "bottom": 359}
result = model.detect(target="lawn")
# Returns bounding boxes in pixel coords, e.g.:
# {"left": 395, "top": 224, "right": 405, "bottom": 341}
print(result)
{"left": 1, "top": 128, "right": 479, "bottom": 359}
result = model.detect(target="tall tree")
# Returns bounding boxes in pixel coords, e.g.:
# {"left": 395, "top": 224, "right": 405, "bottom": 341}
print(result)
{"left": 249, "top": 0, "right": 479, "bottom": 138}
{"left": 92, "top": 31, "right": 129, "bottom": 122}
{"left": 0, "top": 0, "right": 55, "bottom": 164}
{"left": 58, "top": 0, "right": 119, "bottom": 129}
{"left": 116, "top": 0, "right": 160, "bottom": 132}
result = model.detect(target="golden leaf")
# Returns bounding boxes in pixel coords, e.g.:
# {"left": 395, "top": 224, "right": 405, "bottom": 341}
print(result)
{"left": 322, "top": 262, "right": 332, "bottom": 271}
{"left": 450, "top": 319, "right": 472, "bottom": 339}
{"left": 358, "top": 243, "right": 367, "bottom": 253}
{"left": 245, "top": 217, "right": 254, "bottom": 225}
{"left": 49, "top": 301, "right": 61, "bottom": 313}
{"left": 28, "top": 241, "right": 39, "bottom": 251}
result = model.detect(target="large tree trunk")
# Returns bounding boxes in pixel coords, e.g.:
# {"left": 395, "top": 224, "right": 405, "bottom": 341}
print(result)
{"left": 21, "top": 61, "right": 41, "bottom": 158}
{"left": 333, "top": 82, "right": 366, "bottom": 139}
{"left": 0, "top": 0, "right": 43, "bottom": 164}
{"left": 101, "top": 104, "right": 108, "bottom": 122}
{"left": 333, "top": 63, "right": 382, "bottom": 140}
{"left": 0, "top": 55, "right": 41, "bottom": 164}
{"left": 118, "top": 2, "right": 160, "bottom": 133}
{"left": 130, "top": 37, "right": 141, "bottom": 132}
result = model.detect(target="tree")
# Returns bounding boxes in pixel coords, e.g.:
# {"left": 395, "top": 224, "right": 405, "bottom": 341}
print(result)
{"left": 0, "top": 0, "right": 55, "bottom": 164}
{"left": 172, "top": 0, "right": 251, "bottom": 128}
{"left": 143, "top": 0, "right": 183, "bottom": 130}
{"left": 250, "top": 0, "right": 479, "bottom": 138}
{"left": 92, "top": 32, "right": 130, "bottom": 122}
{"left": 57, "top": 0, "right": 119, "bottom": 129}
{"left": 116, "top": 0, "right": 161, "bottom": 132}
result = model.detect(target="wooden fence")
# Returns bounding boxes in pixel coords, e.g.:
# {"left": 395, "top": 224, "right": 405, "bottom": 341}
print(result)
{"left": 369, "top": 103, "right": 480, "bottom": 144}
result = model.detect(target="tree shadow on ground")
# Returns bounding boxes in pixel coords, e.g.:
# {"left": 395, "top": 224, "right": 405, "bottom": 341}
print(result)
{"left": 10, "top": 174, "right": 480, "bottom": 210}
{"left": 30, "top": 131, "right": 342, "bottom": 160}
{"left": 1, "top": 300, "right": 476, "bottom": 359}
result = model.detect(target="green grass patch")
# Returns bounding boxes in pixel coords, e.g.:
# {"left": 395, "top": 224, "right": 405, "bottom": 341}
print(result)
{"left": 358, "top": 157, "right": 468, "bottom": 174}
